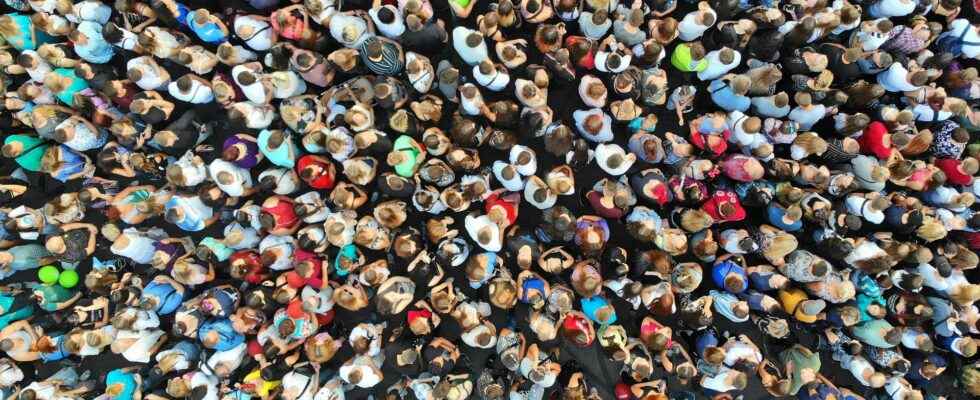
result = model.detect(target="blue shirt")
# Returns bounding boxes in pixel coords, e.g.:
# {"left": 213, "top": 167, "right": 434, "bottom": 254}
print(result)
{"left": 580, "top": 296, "right": 617, "bottom": 325}
{"left": 767, "top": 203, "right": 804, "bottom": 232}
{"left": 709, "top": 80, "right": 750, "bottom": 112}
{"left": 74, "top": 21, "right": 114, "bottom": 64}
{"left": 187, "top": 18, "right": 227, "bottom": 43}
{"left": 142, "top": 278, "right": 184, "bottom": 314}
{"left": 198, "top": 318, "right": 245, "bottom": 351}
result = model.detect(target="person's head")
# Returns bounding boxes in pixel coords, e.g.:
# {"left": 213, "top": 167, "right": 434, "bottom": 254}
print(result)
{"left": 795, "top": 92, "right": 812, "bottom": 107}
{"left": 592, "top": 9, "right": 608, "bottom": 25}
{"left": 45, "top": 235, "right": 66, "bottom": 254}
{"left": 18, "top": 389, "right": 35, "bottom": 400}
{"left": 883, "top": 326, "right": 903, "bottom": 346}
{"left": 689, "top": 42, "right": 706, "bottom": 60}
{"left": 910, "top": 70, "right": 929, "bottom": 87}
{"left": 957, "top": 337, "right": 978, "bottom": 357}
{"left": 964, "top": 365, "right": 980, "bottom": 396}
{"left": 376, "top": 6, "right": 396, "bottom": 24}
{"left": 704, "top": 346, "right": 725, "bottom": 364}
{"left": 365, "top": 39, "right": 384, "bottom": 60}
{"left": 466, "top": 32, "right": 483, "bottom": 49}
{"left": 730, "top": 75, "right": 751, "bottom": 95}
{"left": 951, "top": 284, "right": 980, "bottom": 306}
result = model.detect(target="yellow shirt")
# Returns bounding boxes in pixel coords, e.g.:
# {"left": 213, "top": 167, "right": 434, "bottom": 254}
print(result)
{"left": 243, "top": 370, "right": 281, "bottom": 399}
{"left": 778, "top": 287, "right": 818, "bottom": 323}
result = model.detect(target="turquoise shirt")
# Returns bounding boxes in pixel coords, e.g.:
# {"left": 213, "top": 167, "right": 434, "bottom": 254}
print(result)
{"left": 0, "top": 294, "right": 33, "bottom": 330}
{"left": 257, "top": 129, "right": 297, "bottom": 168}
{"left": 106, "top": 369, "right": 138, "bottom": 400}
{"left": 52, "top": 68, "right": 90, "bottom": 107}
{"left": 2, "top": 13, "right": 53, "bottom": 50}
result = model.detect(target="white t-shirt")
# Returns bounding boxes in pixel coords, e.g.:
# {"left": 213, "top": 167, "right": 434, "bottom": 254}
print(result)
{"left": 232, "top": 65, "right": 271, "bottom": 104}
{"left": 174, "top": 153, "right": 208, "bottom": 187}
{"left": 0, "top": 363, "right": 23, "bottom": 387}
{"left": 452, "top": 27, "right": 489, "bottom": 65}
{"left": 282, "top": 372, "right": 316, "bottom": 400}
{"left": 209, "top": 159, "right": 253, "bottom": 197}
{"left": 270, "top": 71, "right": 307, "bottom": 99}
{"left": 234, "top": 16, "right": 273, "bottom": 51}
{"left": 339, "top": 359, "right": 382, "bottom": 388}
{"left": 698, "top": 49, "right": 741, "bottom": 81}
{"left": 168, "top": 79, "right": 215, "bottom": 104}
{"left": 678, "top": 10, "right": 716, "bottom": 41}
{"left": 126, "top": 57, "right": 169, "bottom": 90}
{"left": 368, "top": 6, "right": 406, "bottom": 39}
{"left": 205, "top": 342, "right": 247, "bottom": 377}
{"left": 473, "top": 65, "right": 509, "bottom": 92}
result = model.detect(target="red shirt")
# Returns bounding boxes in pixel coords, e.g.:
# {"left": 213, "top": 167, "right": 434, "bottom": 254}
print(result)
{"left": 485, "top": 191, "right": 519, "bottom": 225}
{"left": 565, "top": 36, "right": 595, "bottom": 70}
{"left": 935, "top": 158, "right": 974, "bottom": 186}
{"left": 261, "top": 196, "right": 300, "bottom": 232}
{"left": 689, "top": 129, "right": 731, "bottom": 157}
{"left": 858, "top": 121, "right": 892, "bottom": 160}
{"left": 230, "top": 250, "right": 265, "bottom": 284}
{"left": 296, "top": 155, "right": 336, "bottom": 189}
{"left": 701, "top": 190, "right": 746, "bottom": 222}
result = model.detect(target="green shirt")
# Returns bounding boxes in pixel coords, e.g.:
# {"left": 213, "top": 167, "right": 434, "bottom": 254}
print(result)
{"left": 3, "top": 135, "right": 48, "bottom": 172}
{"left": 392, "top": 135, "right": 422, "bottom": 178}
{"left": 671, "top": 44, "right": 708, "bottom": 72}
{"left": 779, "top": 345, "right": 821, "bottom": 395}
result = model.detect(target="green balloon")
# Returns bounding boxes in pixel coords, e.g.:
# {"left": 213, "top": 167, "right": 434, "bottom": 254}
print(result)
{"left": 58, "top": 270, "right": 79, "bottom": 288}
{"left": 38, "top": 266, "right": 60, "bottom": 285}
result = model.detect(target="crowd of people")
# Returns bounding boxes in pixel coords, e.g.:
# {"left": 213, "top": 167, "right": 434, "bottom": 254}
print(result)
{"left": 0, "top": 0, "right": 979, "bottom": 398}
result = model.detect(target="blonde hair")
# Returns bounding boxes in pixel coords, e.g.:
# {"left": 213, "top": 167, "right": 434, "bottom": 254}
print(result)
{"left": 0, "top": 16, "right": 20, "bottom": 39}
{"left": 794, "top": 132, "right": 828, "bottom": 155}
{"left": 963, "top": 365, "right": 980, "bottom": 396}
{"left": 950, "top": 284, "right": 980, "bottom": 306}
{"left": 680, "top": 209, "right": 713, "bottom": 232}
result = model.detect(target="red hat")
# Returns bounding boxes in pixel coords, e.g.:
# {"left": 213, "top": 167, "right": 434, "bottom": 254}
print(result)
{"left": 561, "top": 312, "right": 596, "bottom": 347}
{"left": 858, "top": 121, "right": 892, "bottom": 160}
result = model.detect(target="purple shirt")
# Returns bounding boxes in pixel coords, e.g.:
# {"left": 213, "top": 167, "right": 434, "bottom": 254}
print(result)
{"left": 223, "top": 135, "right": 260, "bottom": 168}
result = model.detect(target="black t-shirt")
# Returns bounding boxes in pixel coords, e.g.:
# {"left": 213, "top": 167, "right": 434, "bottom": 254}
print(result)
{"left": 819, "top": 44, "right": 862, "bottom": 86}
{"left": 747, "top": 29, "right": 784, "bottom": 62}
{"left": 400, "top": 23, "right": 447, "bottom": 55}
{"left": 781, "top": 48, "right": 814, "bottom": 76}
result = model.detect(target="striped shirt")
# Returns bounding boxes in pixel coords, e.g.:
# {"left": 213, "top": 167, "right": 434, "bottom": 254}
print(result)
{"left": 360, "top": 37, "right": 404, "bottom": 76}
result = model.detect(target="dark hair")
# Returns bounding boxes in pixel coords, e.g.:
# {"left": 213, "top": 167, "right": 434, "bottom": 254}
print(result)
{"left": 377, "top": 7, "right": 395, "bottom": 23}
{"left": 176, "top": 75, "right": 193, "bottom": 93}
{"left": 102, "top": 22, "right": 123, "bottom": 43}
{"left": 237, "top": 71, "right": 256, "bottom": 86}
